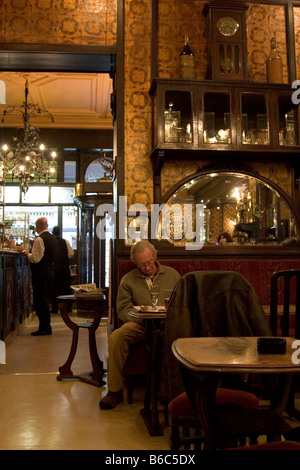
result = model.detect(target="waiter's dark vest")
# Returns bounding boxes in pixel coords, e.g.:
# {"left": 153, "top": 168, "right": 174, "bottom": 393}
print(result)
{"left": 54, "top": 237, "right": 68, "bottom": 269}
{"left": 30, "top": 231, "right": 58, "bottom": 275}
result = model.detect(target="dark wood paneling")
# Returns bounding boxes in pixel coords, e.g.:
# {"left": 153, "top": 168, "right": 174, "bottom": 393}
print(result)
{"left": 0, "top": 253, "right": 33, "bottom": 339}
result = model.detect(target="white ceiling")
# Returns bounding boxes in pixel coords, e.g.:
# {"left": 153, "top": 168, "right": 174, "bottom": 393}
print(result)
{"left": 0, "top": 72, "right": 113, "bottom": 130}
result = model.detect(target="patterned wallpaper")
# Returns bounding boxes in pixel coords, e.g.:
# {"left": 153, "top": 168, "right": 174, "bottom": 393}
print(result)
{"left": 0, "top": 0, "right": 117, "bottom": 45}
{"left": 124, "top": 0, "right": 152, "bottom": 208}
{"left": 247, "top": 3, "right": 288, "bottom": 83}
{"left": 294, "top": 7, "right": 300, "bottom": 79}
{"left": 157, "top": 0, "right": 207, "bottom": 80}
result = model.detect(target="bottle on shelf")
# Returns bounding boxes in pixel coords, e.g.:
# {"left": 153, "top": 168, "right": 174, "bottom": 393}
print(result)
{"left": 266, "top": 37, "right": 283, "bottom": 83}
{"left": 180, "top": 34, "right": 195, "bottom": 79}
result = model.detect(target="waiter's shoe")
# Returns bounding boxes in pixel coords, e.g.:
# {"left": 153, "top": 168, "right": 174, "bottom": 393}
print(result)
{"left": 99, "top": 390, "right": 123, "bottom": 409}
{"left": 31, "top": 329, "right": 52, "bottom": 336}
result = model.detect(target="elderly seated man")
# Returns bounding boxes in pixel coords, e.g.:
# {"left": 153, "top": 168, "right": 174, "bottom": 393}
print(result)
{"left": 100, "top": 240, "right": 180, "bottom": 409}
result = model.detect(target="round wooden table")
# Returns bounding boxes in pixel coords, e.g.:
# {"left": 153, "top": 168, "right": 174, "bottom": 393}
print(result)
{"left": 172, "top": 336, "right": 300, "bottom": 449}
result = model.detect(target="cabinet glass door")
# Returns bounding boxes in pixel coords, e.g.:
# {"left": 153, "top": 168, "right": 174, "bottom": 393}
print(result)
{"left": 241, "top": 93, "right": 269, "bottom": 145}
{"left": 278, "top": 96, "right": 299, "bottom": 146}
{"left": 164, "top": 91, "right": 193, "bottom": 143}
{"left": 203, "top": 92, "right": 231, "bottom": 144}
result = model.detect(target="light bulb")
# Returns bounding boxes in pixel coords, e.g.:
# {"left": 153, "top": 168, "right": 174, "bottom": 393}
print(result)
{"left": 40, "top": 144, "right": 45, "bottom": 151}
{"left": 2, "top": 145, "right": 8, "bottom": 151}
{"left": 51, "top": 151, "right": 56, "bottom": 158}
{"left": 19, "top": 165, "right": 25, "bottom": 171}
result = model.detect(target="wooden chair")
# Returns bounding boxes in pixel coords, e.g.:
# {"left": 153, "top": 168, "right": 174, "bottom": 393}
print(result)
{"left": 228, "top": 440, "right": 300, "bottom": 450}
{"left": 270, "top": 269, "right": 300, "bottom": 339}
{"left": 168, "top": 388, "right": 260, "bottom": 450}
{"left": 270, "top": 269, "right": 300, "bottom": 420}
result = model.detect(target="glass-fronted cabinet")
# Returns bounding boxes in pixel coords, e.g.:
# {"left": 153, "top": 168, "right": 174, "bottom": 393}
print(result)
{"left": 150, "top": 78, "right": 300, "bottom": 153}
{"left": 151, "top": 83, "right": 196, "bottom": 149}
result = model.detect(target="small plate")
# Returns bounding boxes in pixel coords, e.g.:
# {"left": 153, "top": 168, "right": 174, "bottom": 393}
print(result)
{"left": 134, "top": 306, "right": 166, "bottom": 313}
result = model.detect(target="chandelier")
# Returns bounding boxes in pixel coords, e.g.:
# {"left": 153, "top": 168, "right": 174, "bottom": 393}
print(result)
{"left": 0, "top": 79, "right": 57, "bottom": 193}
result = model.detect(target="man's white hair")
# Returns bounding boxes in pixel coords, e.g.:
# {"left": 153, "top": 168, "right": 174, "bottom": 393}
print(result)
{"left": 130, "top": 240, "right": 157, "bottom": 262}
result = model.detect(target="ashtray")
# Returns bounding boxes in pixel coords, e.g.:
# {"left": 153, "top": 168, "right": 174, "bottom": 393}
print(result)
{"left": 257, "top": 337, "right": 286, "bottom": 354}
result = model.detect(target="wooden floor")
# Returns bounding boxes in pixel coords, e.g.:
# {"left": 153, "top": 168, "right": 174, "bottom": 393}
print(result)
{"left": 0, "top": 313, "right": 170, "bottom": 450}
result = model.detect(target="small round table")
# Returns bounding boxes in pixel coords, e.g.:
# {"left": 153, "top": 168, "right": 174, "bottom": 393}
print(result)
{"left": 57, "top": 294, "right": 106, "bottom": 387}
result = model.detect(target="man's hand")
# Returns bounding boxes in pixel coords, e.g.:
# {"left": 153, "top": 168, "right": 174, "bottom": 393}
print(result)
{"left": 21, "top": 248, "right": 29, "bottom": 256}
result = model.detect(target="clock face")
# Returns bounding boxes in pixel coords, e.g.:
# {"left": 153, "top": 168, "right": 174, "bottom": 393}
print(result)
{"left": 217, "top": 16, "right": 239, "bottom": 37}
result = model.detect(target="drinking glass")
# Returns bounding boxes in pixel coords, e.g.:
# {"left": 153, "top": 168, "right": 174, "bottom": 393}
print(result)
{"left": 150, "top": 286, "right": 159, "bottom": 309}
{"left": 164, "top": 289, "right": 173, "bottom": 309}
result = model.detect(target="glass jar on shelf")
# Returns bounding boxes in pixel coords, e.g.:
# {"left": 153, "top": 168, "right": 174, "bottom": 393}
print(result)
{"left": 241, "top": 93, "right": 269, "bottom": 145}
{"left": 284, "top": 113, "right": 296, "bottom": 146}
{"left": 203, "top": 92, "right": 231, "bottom": 144}
{"left": 163, "top": 90, "right": 193, "bottom": 145}
{"left": 164, "top": 102, "right": 181, "bottom": 143}
{"left": 204, "top": 112, "right": 216, "bottom": 143}
{"left": 257, "top": 114, "right": 269, "bottom": 145}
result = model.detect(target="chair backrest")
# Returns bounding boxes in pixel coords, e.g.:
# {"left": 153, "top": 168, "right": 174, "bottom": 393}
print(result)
{"left": 160, "top": 270, "right": 271, "bottom": 402}
{"left": 270, "top": 269, "right": 300, "bottom": 338}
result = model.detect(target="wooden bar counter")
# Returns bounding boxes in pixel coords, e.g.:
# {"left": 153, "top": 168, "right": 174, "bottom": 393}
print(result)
{"left": 0, "top": 250, "right": 32, "bottom": 341}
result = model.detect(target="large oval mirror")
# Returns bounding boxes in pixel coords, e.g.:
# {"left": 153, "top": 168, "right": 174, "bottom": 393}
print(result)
{"left": 158, "top": 172, "right": 298, "bottom": 247}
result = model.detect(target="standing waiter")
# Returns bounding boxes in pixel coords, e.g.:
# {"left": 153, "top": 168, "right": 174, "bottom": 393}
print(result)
{"left": 22, "top": 217, "right": 57, "bottom": 336}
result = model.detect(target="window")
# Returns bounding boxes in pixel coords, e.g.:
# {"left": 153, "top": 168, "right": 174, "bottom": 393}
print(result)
{"left": 51, "top": 186, "right": 75, "bottom": 204}
{"left": 22, "top": 186, "right": 49, "bottom": 204}
{"left": 64, "top": 161, "right": 76, "bottom": 182}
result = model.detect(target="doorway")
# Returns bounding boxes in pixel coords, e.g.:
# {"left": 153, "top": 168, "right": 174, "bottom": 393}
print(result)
{"left": 0, "top": 50, "right": 116, "bottom": 290}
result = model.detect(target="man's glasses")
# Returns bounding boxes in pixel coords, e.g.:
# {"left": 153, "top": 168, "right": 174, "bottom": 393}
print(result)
{"left": 137, "top": 259, "right": 155, "bottom": 269}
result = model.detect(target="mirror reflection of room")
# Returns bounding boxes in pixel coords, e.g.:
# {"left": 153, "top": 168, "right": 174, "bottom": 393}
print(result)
{"left": 162, "top": 172, "right": 297, "bottom": 247}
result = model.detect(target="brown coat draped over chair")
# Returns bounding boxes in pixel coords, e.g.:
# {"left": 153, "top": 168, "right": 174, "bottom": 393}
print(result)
{"left": 159, "top": 270, "right": 271, "bottom": 404}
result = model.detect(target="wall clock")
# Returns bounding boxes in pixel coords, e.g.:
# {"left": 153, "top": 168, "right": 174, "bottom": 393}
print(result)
{"left": 203, "top": 1, "right": 248, "bottom": 80}
{"left": 217, "top": 16, "right": 239, "bottom": 37}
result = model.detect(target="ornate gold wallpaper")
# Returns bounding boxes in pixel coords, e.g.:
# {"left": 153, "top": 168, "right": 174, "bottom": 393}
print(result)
{"left": 246, "top": 3, "right": 288, "bottom": 83}
{"left": 0, "top": 0, "right": 117, "bottom": 45}
{"left": 157, "top": 0, "right": 207, "bottom": 80}
{"left": 294, "top": 7, "right": 300, "bottom": 79}
{"left": 124, "top": 0, "right": 152, "bottom": 208}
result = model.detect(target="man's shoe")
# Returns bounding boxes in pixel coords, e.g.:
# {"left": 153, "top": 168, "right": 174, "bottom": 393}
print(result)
{"left": 31, "top": 329, "right": 52, "bottom": 336}
{"left": 99, "top": 390, "right": 123, "bottom": 409}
